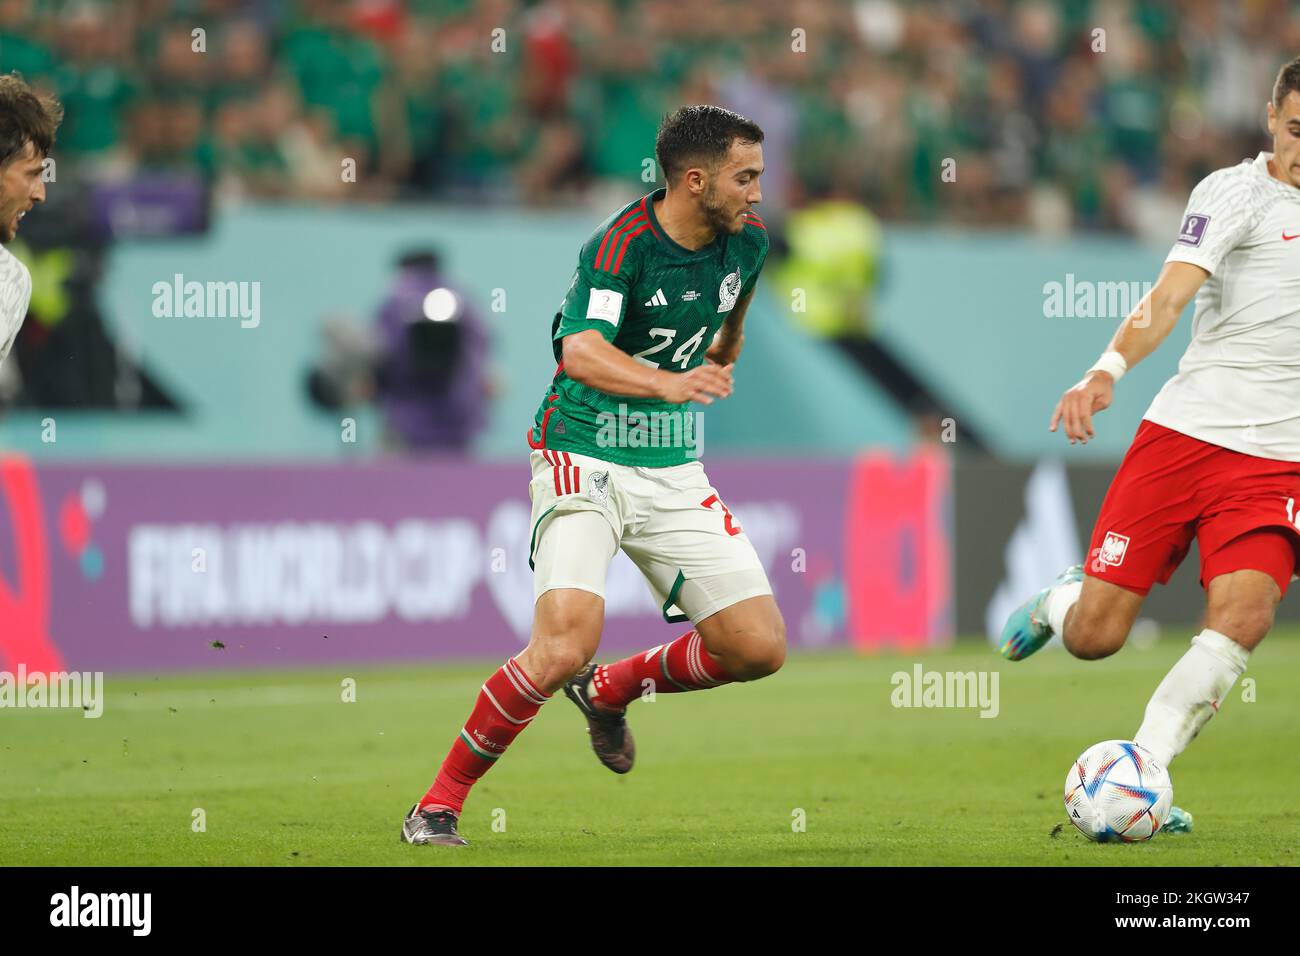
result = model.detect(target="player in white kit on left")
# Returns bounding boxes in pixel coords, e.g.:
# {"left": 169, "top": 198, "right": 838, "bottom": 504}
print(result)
{"left": 0, "top": 72, "right": 61, "bottom": 368}
{"left": 1000, "top": 56, "right": 1300, "bottom": 833}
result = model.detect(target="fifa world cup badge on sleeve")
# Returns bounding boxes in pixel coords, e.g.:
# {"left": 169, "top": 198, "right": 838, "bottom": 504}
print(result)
{"left": 587, "top": 289, "right": 623, "bottom": 324}
{"left": 1177, "top": 213, "right": 1209, "bottom": 246}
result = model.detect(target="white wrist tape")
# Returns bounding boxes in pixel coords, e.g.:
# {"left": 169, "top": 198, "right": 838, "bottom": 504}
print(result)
{"left": 1088, "top": 350, "right": 1127, "bottom": 383}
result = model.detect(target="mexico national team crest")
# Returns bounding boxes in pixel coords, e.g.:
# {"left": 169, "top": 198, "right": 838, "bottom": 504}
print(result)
{"left": 587, "top": 471, "right": 610, "bottom": 507}
{"left": 717, "top": 268, "right": 741, "bottom": 313}
{"left": 1092, "top": 531, "right": 1130, "bottom": 572}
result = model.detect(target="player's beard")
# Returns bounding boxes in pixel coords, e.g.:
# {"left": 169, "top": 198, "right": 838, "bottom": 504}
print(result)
{"left": 701, "top": 182, "right": 742, "bottom": 236}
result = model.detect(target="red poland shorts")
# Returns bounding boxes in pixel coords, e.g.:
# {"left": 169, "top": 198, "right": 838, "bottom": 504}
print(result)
{"left": 1087, "top": 419, "right": 1300, "bottom": 596}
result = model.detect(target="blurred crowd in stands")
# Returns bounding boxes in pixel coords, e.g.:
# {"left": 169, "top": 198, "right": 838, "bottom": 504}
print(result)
{"left": 3, "top": 0, "right": 1298, "bottom": 237}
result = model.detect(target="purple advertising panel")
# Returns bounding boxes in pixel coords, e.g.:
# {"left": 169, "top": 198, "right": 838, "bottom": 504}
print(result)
{"left": 0, "top": 454, "right": 951, "bottom": 672}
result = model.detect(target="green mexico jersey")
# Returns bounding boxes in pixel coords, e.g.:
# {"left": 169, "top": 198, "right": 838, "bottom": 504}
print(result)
{"left": 528, "top": 187, "right": 769, "bottom": 467}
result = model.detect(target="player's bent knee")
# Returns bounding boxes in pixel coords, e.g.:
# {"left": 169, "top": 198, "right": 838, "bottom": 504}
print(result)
{"left": 520, "top": 638, "right": 590, "bottom": 690}
{"left": 728, "top": 614, "right": 787, "bottom": 681}
{"left": 1063, "top": 613, "right": 1127, "bottom": 661}
{"left": 527, "top": 589, "right": 603, "bottom": 688}
{"left": 1065, "top": 629, "right": 1125, "bottom": 660}
{"left": 547, "top": 646, "right": 592, "bottom": 683}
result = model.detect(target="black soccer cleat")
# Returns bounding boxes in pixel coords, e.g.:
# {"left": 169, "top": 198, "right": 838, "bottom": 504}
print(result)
{"left": 563, "top": 663, "right": 636, "bottom": 774}
{"left": 401, "top": 804, "right": 469, "bottom": 846}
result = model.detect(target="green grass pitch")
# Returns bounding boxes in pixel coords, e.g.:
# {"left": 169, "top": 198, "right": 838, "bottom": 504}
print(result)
{"left": 2, "top": 631, "right": 1297, "bottom": 866}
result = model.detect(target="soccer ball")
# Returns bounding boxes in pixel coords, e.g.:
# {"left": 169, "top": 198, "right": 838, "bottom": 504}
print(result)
{"left": 1063, "top": 740, "right": 1172, "bottom": 843}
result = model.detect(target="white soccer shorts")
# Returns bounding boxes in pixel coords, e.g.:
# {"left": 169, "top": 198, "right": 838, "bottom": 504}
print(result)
{"left": 527, "top": 449, "right": 772, "bottom": 623}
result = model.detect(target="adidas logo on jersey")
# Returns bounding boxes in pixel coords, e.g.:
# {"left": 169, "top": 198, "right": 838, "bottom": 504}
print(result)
{"left": 644, "top": 289, "right": 668, "bottom": 307}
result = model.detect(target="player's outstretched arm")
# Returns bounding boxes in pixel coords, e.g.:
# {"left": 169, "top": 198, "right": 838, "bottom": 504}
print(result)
{"left": 562, "top": 330, "right": 735, "bottom": 405}
{"left": 1050, "top": 260, "right": 1208, "bottom": 444}
{"left": 706, "top": 289, "right": 754, "bottom": 367}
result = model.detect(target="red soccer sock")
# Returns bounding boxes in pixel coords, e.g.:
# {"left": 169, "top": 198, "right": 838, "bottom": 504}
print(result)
{"left": 419, "top": 657, "right": 549, "bottom": 815}
{"left": 589, "top": 630, "right": 734, "bottom": 710}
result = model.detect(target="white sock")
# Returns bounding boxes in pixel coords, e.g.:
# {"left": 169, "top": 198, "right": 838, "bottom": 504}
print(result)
{"left": 1133, "top": 628, "right": 1250, "bottom": 766}
{"left": 1045, "top": 579, "right": 1082, "bottom": 636}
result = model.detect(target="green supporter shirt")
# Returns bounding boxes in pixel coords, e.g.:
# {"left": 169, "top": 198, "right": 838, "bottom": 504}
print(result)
{"left": 528, "top": 187, "right": 769, "bottom": 467}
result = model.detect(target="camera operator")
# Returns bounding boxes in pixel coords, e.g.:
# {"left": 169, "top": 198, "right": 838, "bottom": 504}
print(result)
{"left": 374, "top": 249, "right": 491, "bottom": 453}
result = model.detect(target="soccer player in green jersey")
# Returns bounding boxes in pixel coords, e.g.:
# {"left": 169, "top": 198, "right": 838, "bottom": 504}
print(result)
{"left": 403, "top": 106, "right": 785, "bottom": 846}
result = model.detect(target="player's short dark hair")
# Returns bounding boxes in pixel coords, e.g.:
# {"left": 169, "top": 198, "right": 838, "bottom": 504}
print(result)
{"left": 0, "top": 72, "right": 63, "bottom": 168}
{"left": 1273, "top": 56, "right": 1300, "bottom": 109}
{"left": 655, "top": 105, "right": 764, "bottom": 186}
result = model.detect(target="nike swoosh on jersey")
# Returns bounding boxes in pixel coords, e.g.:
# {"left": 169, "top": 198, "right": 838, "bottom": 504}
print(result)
{"left": 1283, "top": 232, "right": 1300, "bottom": 241}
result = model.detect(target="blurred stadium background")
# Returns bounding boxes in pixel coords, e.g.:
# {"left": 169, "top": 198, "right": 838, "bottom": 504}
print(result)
{"left": 4, "top": 0, "right": 1300, "bottom": 677}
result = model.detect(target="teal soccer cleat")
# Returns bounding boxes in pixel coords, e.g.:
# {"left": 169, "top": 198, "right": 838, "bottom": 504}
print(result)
{"left": 1159, "top": 806, "right": 1193, "bottom": 835}
{"left": 998, "top": 565, "right": 1084, "bottom": 661}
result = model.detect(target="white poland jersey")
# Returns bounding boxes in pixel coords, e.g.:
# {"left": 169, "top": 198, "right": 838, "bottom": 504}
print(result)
{"left": 1145, "top": 152, "right": 1300, "bottom": 461}
{"left": 0, "top": 242, "right": 32, "bottom": 366}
